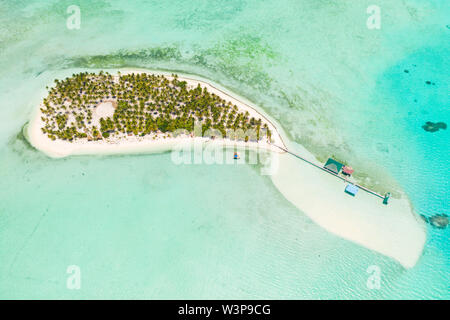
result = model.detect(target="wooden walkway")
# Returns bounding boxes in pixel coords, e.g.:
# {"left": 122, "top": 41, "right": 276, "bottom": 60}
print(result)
{"left": 270, "top": 143, "right": 385, "bottom": 199}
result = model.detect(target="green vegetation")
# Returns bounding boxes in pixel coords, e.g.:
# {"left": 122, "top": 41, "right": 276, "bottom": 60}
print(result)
{"left": 40, "top": 71, "right": 272, "bottom": 143}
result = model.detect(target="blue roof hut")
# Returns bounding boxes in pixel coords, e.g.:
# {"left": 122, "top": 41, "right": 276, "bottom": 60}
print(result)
{"left": 345, "top": 184, "right": 359, "bottom": 196}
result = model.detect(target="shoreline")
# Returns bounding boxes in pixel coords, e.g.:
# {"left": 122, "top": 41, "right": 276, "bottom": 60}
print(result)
{"left": 271, "top": 150, "right": 426, "bottom": 269}
{"left": 26, "top": 68, "right": 426, "bottom": 268}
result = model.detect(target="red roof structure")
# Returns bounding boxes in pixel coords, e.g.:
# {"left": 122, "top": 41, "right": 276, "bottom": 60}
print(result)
{"left": 342, "top": 166, "right": 354, "bottom": 175}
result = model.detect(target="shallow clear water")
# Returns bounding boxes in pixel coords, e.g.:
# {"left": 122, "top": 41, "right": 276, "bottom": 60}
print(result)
{"left": 0, "top": 0, "right": 448, "bottom": 299}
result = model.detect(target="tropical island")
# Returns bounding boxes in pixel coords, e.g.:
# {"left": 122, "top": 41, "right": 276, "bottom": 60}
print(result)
{"left": 26, "top": 70, "right": 426, "bottom": 269}
{"left": 32, "top": 71, "right": 282, "bottom": 158}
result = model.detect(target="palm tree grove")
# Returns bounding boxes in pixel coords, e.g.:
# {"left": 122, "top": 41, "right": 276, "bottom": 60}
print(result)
{"left": 39, "top": 71, "right": 272, "bottom": 143}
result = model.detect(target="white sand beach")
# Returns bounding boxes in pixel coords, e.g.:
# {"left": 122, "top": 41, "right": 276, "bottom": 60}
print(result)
{"left": 26, "top": 69, "right": 426, "bottom": 268}
{"left": 271, "top": 144, "right": 426, "bottom": 269}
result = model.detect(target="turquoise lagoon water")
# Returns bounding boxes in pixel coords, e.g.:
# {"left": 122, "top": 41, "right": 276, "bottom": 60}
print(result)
{"left": 0, "top": 0, "right": 448, "bottom": 298}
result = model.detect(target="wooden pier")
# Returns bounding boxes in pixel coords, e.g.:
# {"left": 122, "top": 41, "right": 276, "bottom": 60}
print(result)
{"left": 270, "top": 143, "right": 385, "bottom": 199}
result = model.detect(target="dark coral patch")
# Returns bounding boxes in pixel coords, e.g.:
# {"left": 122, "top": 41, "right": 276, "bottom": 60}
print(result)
{"left": 422, "top": 121, "right": 447, "bottom": 132}
{"left": 429, "top": 214, "right": 449, "bottom": 229}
